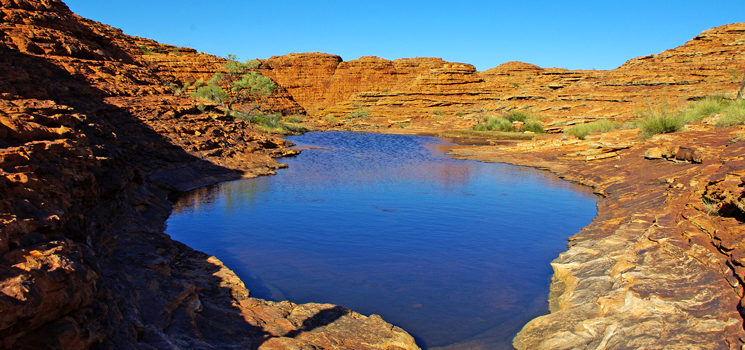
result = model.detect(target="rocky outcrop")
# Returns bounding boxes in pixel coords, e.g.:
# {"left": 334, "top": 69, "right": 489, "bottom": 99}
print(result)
{"left": 449, "top": 126, "right": 745, "bottom": 349}
{"left": 4, "top": 0, "right": 745, "bottom": 349}
{"left": 131, "top": 38, "right": 306, "bottom": 116}
{"left": 261, "top": 23, "right": 745, "bottom": 132}
{"left": 261, "top": 54, "right": 484, "bottom": 129}
{"left": 0, "top": 1, "right": 418, "bottom": 349}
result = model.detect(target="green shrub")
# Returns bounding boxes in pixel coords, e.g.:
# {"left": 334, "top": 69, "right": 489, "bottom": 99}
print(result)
{"left": 191, "top": 56, "right": 276, "bottom": 117}
{"left": 564, "top": 124, "right": 590, "bottom": 139}
{"left": 524, "top": 119, "right": 544, "bottom": 133}
{"left": 263, "top": 113, "right": 282, "bottom": 128}
{"left": 139, "top": 45, "right": 155, "bottom": 55}
{"left": 680, "top": 96, "right": 726, "bottom": 123}
{"left": 702, "top": 197, "right": 721, "bottom": 217}
{"left": 245, "top": 59, "right": 262, "bottom": 69}
{"left": 347, "top": 106, "right": 370, "bottom": 121}
{"left": 487, "top": 117, "right": 515, "bottom": 131}
{"left": 472, "top": 110, "right": 544, "bottom": 134}
{"left": 494, "top": 118, "right": 514, "bottom": 131}
{"left": 282, "top": 122, "right": 310, "bottom": 133}
{"left": 234, "top": 112, "right": 282, "bottom": 127}
{"left": 324, "top": 115, "right": 338, "bottom": 122}
{"left": 666, "top": 97, "right": 745, "bottom": 127}
{"left": 628, "top": 104, "right": 684, "bottom": 139}
{"left": 505, "top": 111, "right": 528, "bottom": 123}
{"left": 193, "top": 85, "right": 230, "bottom": 104}
{"left": 564, "top": 120, "right": 621, "bottom": 139}
{"left": 473, "top": 122, "right": 487, "bottom": 131}
{"left": 169, "top": 80, "right": 192, "bottom": 96}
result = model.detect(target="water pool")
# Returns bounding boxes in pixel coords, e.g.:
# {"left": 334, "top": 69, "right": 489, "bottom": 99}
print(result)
{"left": 166, "top": 131, "right": 598, "bottom": 349}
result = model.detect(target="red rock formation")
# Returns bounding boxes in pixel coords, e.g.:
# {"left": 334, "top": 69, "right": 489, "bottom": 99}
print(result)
{"left": 132, "top": 38, "right": 306, "bottom": 116}
{"left": 449, "top": 126, "right": 745, "bottom": 349}
{"left": 0, "top": 1, "right": 418, "bottom": 349}
{"left": 261, "top": 24, "right": 745, "bottom": 132}
{"left": 262, "top": 55, "right": 475, "bottom": 108}
{"left": 3, "top": 0, "right": 745, "bottom": 348}
{"left": 261, "top": 52, "right": 342, "bottom": 114}
{"left": 256, "top": 22, "right": 745, "bottom": 349}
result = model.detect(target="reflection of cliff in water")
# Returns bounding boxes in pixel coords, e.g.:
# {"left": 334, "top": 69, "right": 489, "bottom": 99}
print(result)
{"left": 172, "top": 185, "right": 220, "bottom": 214}
{"left": 171, "top": 132, "right": 592, "bottom": 218}
{"left": 172, "top": 178, "right": 273, "bottom": 215}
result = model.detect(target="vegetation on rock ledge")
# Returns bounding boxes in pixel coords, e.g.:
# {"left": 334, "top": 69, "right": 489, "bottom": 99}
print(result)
{"left": 187, "top": 55, "right": 311, "bottom": 134}
{"left": 564, "top": 120, "right": 621, "bottom": 139}
{"left": 192, "top": 55, "right": 275, "bottom": 118}
{"left": 473, "top": 111, "right": 544, "bottom": 134}
{"left": 632, "top": 97, "right": 745, "bottom": 138}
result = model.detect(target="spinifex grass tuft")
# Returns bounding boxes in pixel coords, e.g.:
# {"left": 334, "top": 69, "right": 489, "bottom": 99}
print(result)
{"left": 716, "top": 99, "right": 745, "bottom": 127}
{"left": 631, "top": 104, "right": 685, "bottom": 139}
{"left": 474, "top": 117, "right": 514, "bottom": 132}
{"left": 563, "top": 120, "right": 621, "bottom": 139}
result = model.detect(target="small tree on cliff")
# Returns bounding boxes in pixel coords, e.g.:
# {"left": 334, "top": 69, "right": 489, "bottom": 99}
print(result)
{"left": 192, "top": 55, "right": 276, "bottom": 117}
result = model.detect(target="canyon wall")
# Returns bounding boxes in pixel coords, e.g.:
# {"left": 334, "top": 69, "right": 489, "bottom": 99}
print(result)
{"left": 259, "top": 24, "right": 745, "bottom": 132}
{"left": 2, "top": 0, "right": 745, "bottom": 349}
{"left": 0, "top": 1, "right": 417, "bottom": 349}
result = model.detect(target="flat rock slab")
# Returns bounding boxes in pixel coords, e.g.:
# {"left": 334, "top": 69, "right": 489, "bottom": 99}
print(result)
{"left": 449, "top": 128, "right": 745, "bottom": 349}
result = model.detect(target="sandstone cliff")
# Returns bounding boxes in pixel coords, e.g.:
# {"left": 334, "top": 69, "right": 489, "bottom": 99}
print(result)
{"left": 261, "top": 24, "right": 745, "bottom": 133}
{"left": 0, "top": 1, "right": 418, "bottom": 349}
{"left": 3, "top": 0, "right": 745, "bottom": 349}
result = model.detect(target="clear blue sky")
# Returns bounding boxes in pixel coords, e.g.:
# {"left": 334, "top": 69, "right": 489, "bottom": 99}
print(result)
{"left": 64, "top": 0, "right": 742, "bottom": 71}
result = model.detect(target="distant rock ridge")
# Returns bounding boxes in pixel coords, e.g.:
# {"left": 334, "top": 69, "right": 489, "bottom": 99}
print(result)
{"left": 256, "top": 24, "right": 744, "bottom": 131}
{"left": 120, "top": 23, "right": 745, "bottom": 131}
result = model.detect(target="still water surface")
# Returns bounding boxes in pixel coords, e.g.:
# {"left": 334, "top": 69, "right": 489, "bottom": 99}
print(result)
{"left": 166, "top": 132, "right": 598, "bottom": 349}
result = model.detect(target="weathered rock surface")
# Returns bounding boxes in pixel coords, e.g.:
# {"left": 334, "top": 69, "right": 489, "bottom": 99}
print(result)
{"left": 0, "top": 1, "right": 418, "bottom": 349}
{"left": 131, "top": 38, "right": 306, "bottom": 117}
{"left": 260, "top": 24, "right": 745, "bottom": 133}
{"left": 448, "top": 126, "right": 745, "bottom": 349}
{"left": 4, "top": 0, "right": 745, "bottom": 349}
{"left": 256, "top": 28, "right": 745, "bottom": 347}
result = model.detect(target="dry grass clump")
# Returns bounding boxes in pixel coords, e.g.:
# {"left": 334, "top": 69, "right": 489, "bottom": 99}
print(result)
{"left": 473, "top": 111, "right": 543, "bottom": 133}
{"left": 715, "top": 99, "right": 745, "bottom": 127}
{"left": 563, "top": 120, "right": 621, "bottom": 139}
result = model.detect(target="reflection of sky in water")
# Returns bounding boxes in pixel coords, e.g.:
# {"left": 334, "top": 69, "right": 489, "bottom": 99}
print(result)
{"left": 166, "top": 132, "right": 598, "bottom": 349}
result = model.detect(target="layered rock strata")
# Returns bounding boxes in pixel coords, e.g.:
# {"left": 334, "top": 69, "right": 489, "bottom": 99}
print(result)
{"left": 260, "top": 24, "right": 745, "bottom": 133}
{"left": 4, "top": 0, "right": 745, "bottom": 349}
{"left": 258, "top": 35, "right": 745, "bottom": 348}
{"left": 448, "top": 127, "right": 745, "bottom": 349}
{"left": 0, "top": 1, "right": 418, "bottom": 349}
